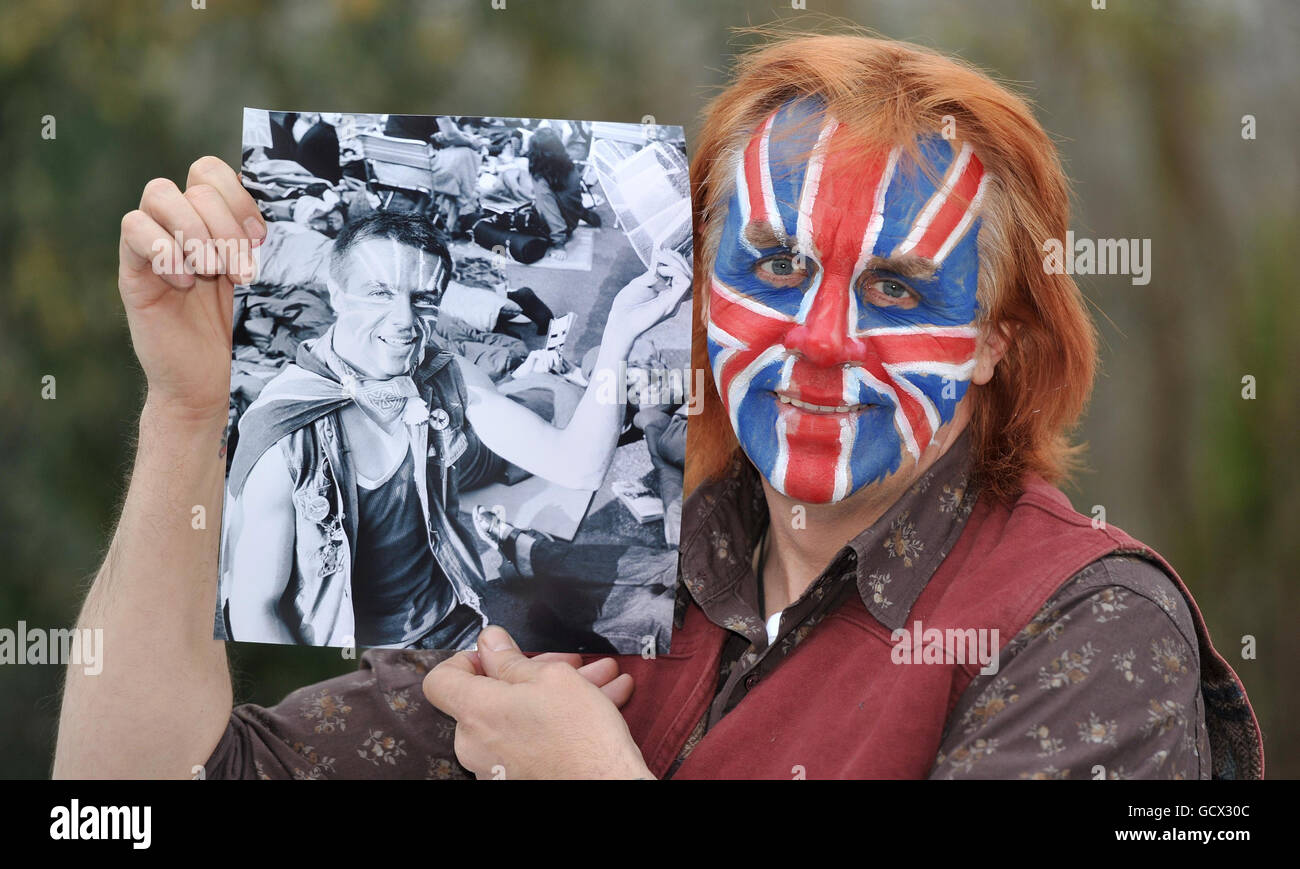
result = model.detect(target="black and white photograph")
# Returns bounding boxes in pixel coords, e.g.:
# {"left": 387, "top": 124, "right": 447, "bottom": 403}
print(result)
{"left": 216, "top": 110, "right": 694, "bottom": 654}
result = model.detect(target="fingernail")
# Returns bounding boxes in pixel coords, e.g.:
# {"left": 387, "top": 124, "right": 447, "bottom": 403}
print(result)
{"left": 244, "top": 216, "right": 267, "bottom": 246}
{"left": 481, "top": 625, "right": 515, "bottom": 652}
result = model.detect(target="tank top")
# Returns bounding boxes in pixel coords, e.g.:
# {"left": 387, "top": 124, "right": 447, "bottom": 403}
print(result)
{"left": 350, "top": 450, "right": 454, "bottom": 647}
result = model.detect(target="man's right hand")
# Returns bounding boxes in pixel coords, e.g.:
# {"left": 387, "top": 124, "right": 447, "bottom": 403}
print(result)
{"left": 118, "top": 155, "right": 266, "bottom": 423}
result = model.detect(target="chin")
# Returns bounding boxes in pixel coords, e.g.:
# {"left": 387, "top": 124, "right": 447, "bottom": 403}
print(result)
{"left": 778, "top": 471, "right": 873, "bottom": 505}
{"left": 740, "top": 424, "right": 905, "bottom": 505}
{"left": 775, "top": 466, "right": 896, "bottom": 505}
{"left": 778, "top": 482, "right": 840, "bottom": 505}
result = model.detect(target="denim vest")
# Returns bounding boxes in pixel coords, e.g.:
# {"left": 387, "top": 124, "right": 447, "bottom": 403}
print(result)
{"left": 272, "top": 349, "right": 488, "bottom": 648}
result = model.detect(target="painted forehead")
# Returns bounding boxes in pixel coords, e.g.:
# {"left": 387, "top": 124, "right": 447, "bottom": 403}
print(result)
{"left": 730, "top": 97, "right": 989, "bottom": 270}
{"left": 339, "top": 236, "right": 449, "bottom": 293}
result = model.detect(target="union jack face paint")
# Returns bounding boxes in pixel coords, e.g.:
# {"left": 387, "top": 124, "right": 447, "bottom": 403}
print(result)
{"left": 707, "top": 97, "right": 990, "bottom": 503}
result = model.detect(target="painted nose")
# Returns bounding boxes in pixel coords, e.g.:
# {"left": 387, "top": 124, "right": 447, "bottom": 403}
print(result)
{"left": 783, "top": 270, "right": 868, "bottom": 367}
{"left": 387, "top": 297, "right": 416, "bottom": 328}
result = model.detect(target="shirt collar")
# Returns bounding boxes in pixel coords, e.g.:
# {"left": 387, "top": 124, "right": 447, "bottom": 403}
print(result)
{"left": 678, "top": 429, "right": 980, "bottom": 634}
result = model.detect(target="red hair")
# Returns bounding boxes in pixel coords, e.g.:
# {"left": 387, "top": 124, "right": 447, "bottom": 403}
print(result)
{"left": 684, "top": 28, "right": 1097, "bottom": 503}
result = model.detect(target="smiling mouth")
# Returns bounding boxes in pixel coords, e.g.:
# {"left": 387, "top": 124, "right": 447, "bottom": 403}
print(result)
{"left": 776, "top": 394, "right": 879, "bottom": 414}
{"left": 378, "top": 335, "right": 418, "bottom": 349}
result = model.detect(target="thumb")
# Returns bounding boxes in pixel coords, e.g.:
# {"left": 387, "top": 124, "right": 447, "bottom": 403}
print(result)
{"left": 476, "top": 625, "right": 539, "bottom": 684}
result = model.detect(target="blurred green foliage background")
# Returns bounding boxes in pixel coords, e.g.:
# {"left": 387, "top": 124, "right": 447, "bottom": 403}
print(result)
{"left": 1, "top": 0, "right": 1295, "bottom": 778}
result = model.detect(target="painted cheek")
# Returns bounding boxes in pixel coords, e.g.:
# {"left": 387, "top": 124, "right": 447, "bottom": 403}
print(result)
{"left": 914, "top": 217, "right": 984, "bottom": 324}
{"left": 415, "top": 313, "right": 433, "bottom": 345}
{"left": 707, "top": 270, "right": 790, "bottom": 345}
{"left": 859, "top": 327, "right": 977, "bottom": 456}
{"left": 923, "top": 269, "right": 979, "bottom": 324}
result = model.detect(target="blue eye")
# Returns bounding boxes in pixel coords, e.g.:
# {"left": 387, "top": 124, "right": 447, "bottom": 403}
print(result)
{"left": 755, "top": 253, "right": 814, "bottom": 285}
{"left": 766, "top": 256, "right": 796, "bottom": 275}
{"left": 861, "top": 276, "right": 919, "bottom": 309}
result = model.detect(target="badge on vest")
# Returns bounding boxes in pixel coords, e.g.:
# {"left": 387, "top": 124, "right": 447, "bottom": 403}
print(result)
{"left": 429, "top": 406, "right": 467, "bottom": 467}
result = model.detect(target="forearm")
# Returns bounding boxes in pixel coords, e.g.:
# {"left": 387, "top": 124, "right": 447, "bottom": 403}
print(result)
{"left": 549, "top": 337, "right": 634, "bottom": 489}
{"left": 463, "top": 338, "right": 631, "bottom": 491}
{"left": 54, "top": 401, "right": 234, "bottom": 779}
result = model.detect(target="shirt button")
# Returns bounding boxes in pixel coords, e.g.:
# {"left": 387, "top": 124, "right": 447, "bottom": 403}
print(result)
{"left": 744, "top": 673, "right": 758, "bottom": 689}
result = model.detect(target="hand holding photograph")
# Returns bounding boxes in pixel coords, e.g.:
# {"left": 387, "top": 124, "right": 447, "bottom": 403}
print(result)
{"left": 216, "top": 110, "right": 693, "bottom": 654}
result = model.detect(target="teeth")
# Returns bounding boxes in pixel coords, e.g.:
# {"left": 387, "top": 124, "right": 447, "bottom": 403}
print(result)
{"left": 778, "top": 395, "right": 866, "bottom": 413}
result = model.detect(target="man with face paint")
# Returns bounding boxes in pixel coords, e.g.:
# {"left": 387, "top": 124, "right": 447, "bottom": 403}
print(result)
{"left": 221, "top": 210, "right": 690, "bottom": 649}
{"left": 708, "top": 99, "right": 988, "bottom": 507}
{"left": 58, "top": 34, "right": 1262, "bottom": 782}
{"left": 415, "top": 36, "right": 1261, "bottom": 779}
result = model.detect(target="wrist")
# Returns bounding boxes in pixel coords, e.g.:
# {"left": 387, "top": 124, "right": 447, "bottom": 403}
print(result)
{"left": 140, "top": 396, "right": 228, "bottom": 442}
{"left": 594, "top": 332, "right": 634, "bottom": 366}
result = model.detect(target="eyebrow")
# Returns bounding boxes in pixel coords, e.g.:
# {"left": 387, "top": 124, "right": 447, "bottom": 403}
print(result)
{"left": 863, "top": 253, "right": 937, "bottom": 281}
{"left": 743, "top": 219, "right": 785, "bottom": 252}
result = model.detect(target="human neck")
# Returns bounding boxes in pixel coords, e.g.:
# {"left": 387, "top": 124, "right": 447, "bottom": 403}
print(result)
{"left": 756, "top": 416, "right": 969, "bottom": 617}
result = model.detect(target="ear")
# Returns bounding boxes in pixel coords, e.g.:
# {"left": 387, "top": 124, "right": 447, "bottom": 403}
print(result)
{"left": 971, "top": 319, "right": 1013, "bottom": 386}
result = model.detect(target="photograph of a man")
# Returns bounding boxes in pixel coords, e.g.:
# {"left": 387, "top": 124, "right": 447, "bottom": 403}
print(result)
{"left": 220, "top": 207, "right": 690, "bottom": 651}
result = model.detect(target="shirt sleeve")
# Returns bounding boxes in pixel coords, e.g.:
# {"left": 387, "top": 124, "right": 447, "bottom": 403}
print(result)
{"left": 202, "top": 649, "right": 471, "bottom": 780}
{"left": 929, "top": 555, "right": 1211, "bottom": 780}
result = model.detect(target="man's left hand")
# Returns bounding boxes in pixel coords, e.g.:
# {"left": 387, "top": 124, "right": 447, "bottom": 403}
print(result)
{"left": 422, "top": 626, "right": 655, "bottom": 779}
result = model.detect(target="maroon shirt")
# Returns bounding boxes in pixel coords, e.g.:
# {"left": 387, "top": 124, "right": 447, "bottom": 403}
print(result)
{"left": 204, "top": 434, "right": 1262, "bottom": 779}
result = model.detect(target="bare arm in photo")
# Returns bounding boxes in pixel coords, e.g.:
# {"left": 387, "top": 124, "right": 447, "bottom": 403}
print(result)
{"left": 434, "top": 116, "right": 487, "bottom": 149}
{"left": 225, "top": 449, "right": 296, "bottom": 644}
{"left": 457, "top": 249, "right": 691, "bottom": 491}
{"left": 54, "top": 156, "right": 264, "bottom": 778}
